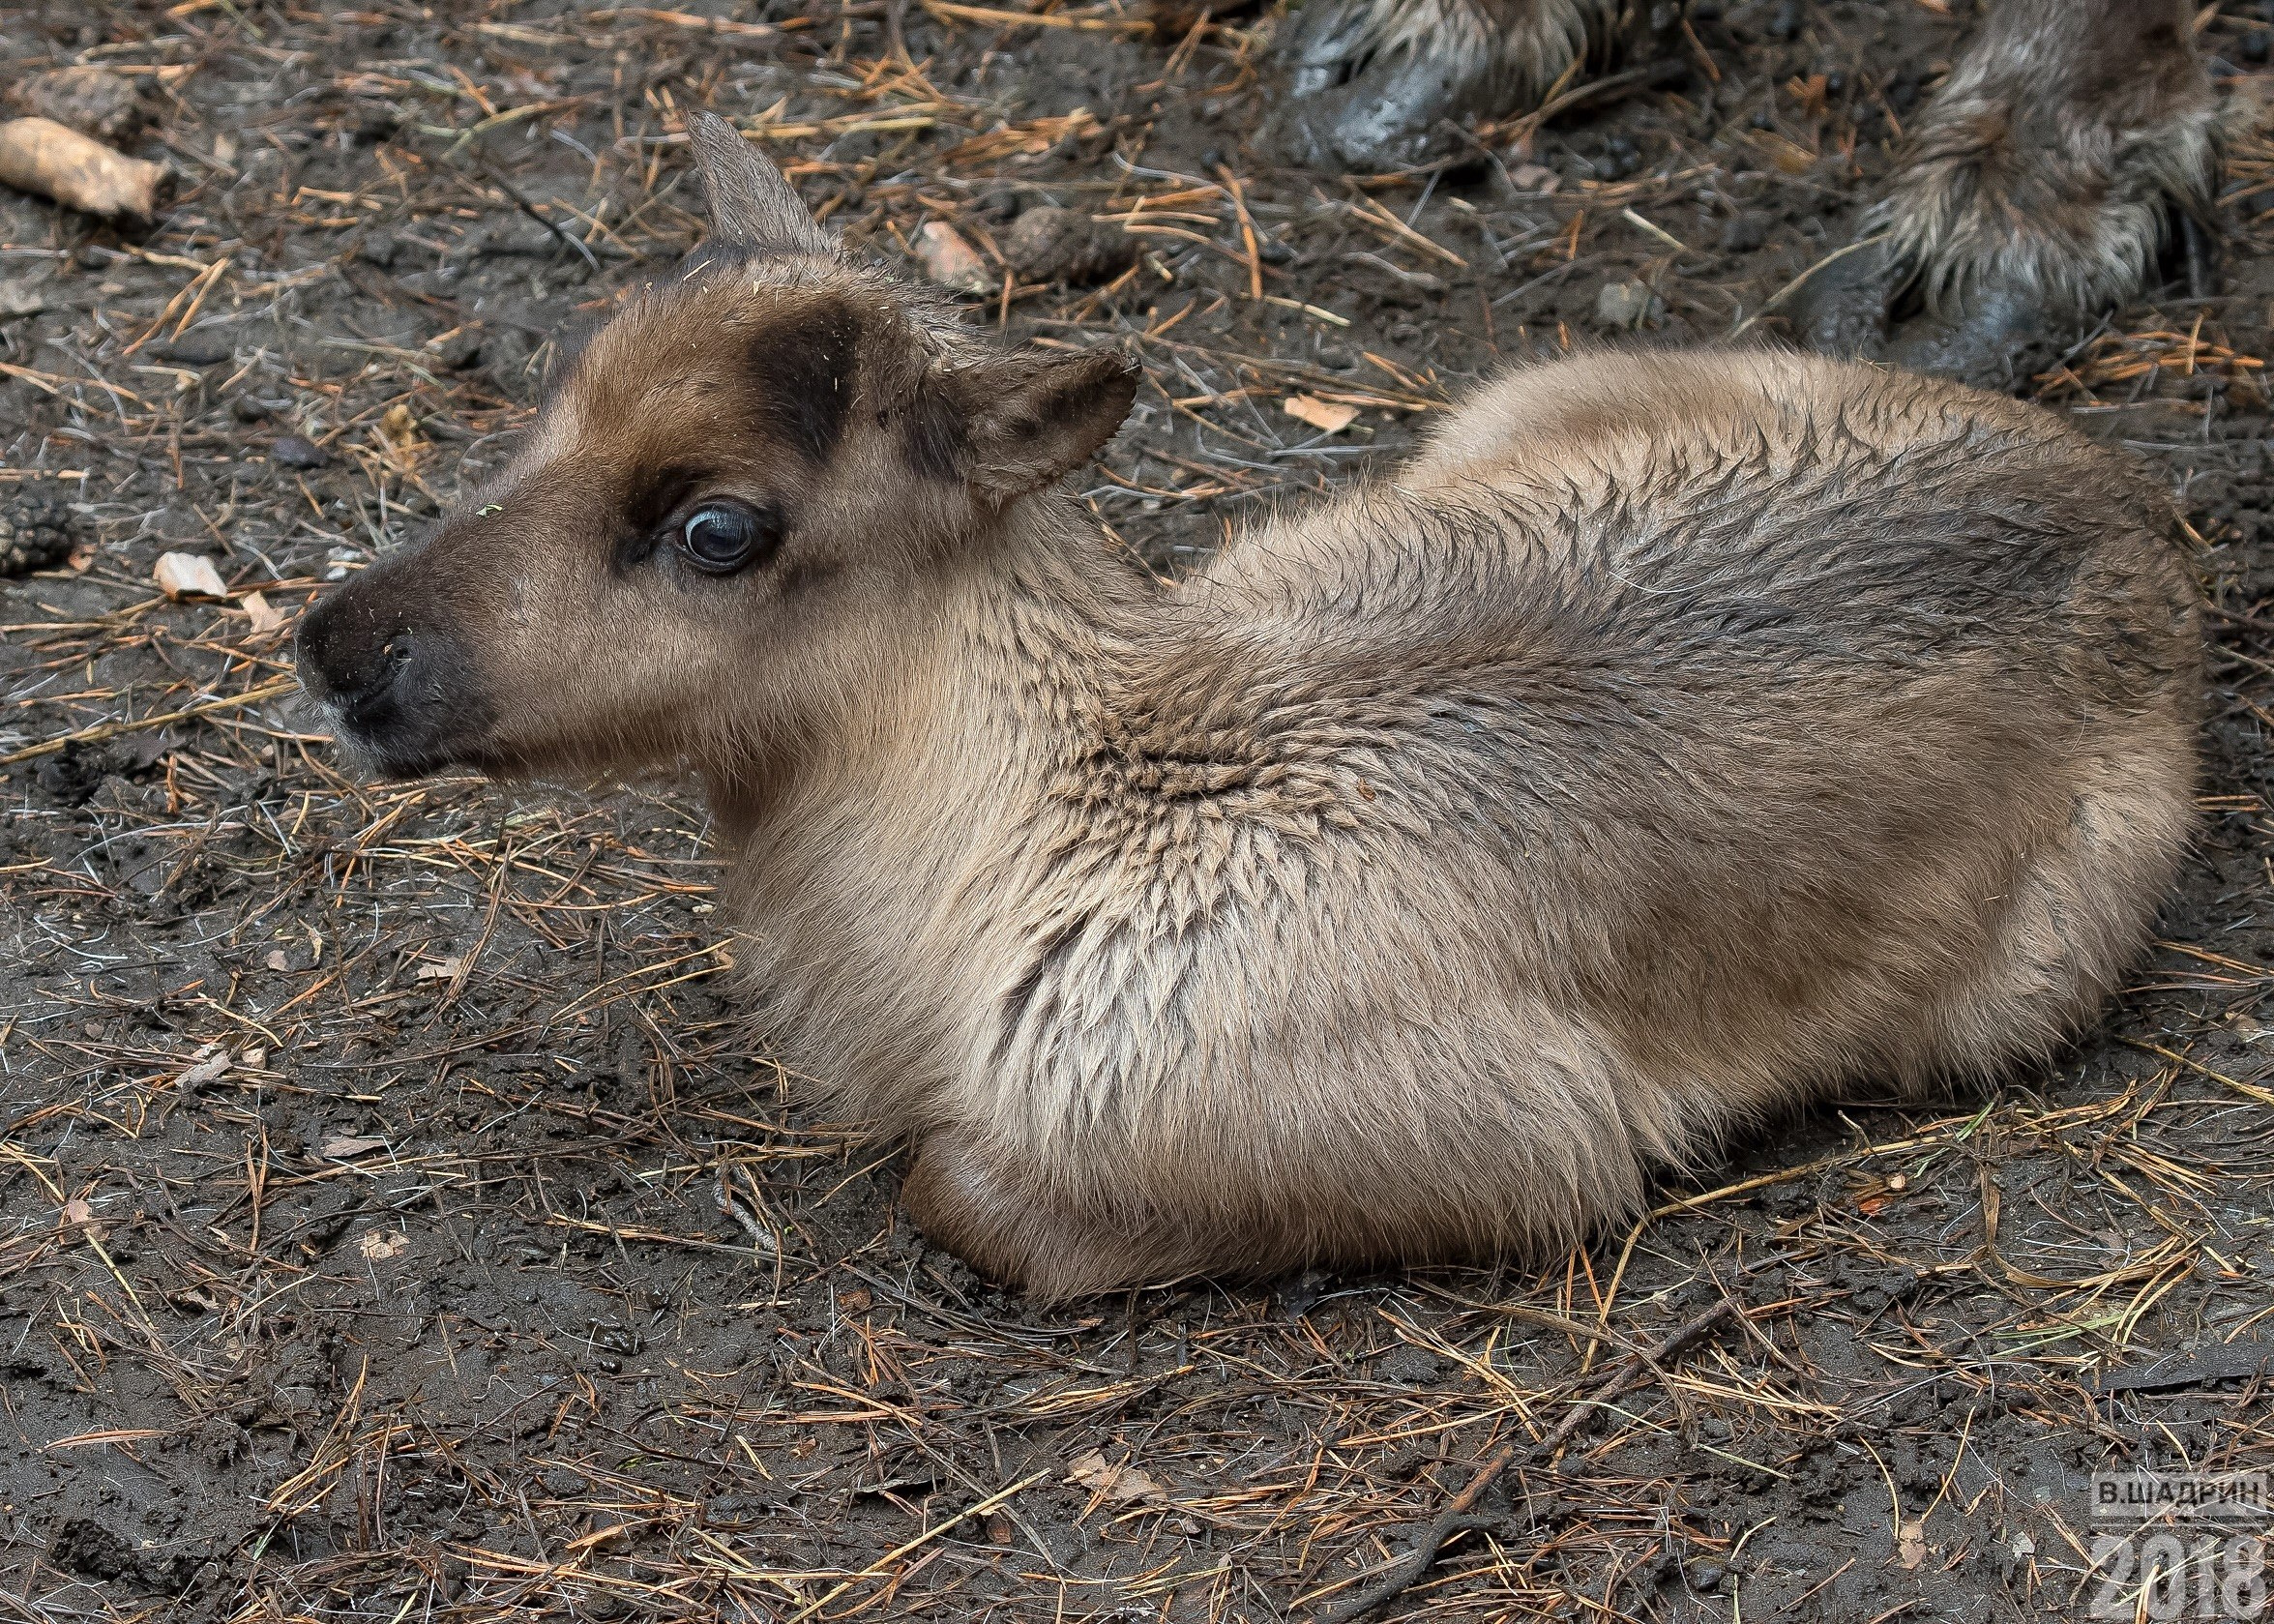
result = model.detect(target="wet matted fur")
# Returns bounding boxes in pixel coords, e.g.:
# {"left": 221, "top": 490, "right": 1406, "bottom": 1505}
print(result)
{"left": 298, "top": 116, "right": 2203, "bottom": 1298}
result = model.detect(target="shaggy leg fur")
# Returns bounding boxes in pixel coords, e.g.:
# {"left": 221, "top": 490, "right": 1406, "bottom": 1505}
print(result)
{"left": 1263, "top": 0, "right": 1639, "bottom": 168}
{"left": 1796, "top": 0, "right": 2228, "bottom": 389}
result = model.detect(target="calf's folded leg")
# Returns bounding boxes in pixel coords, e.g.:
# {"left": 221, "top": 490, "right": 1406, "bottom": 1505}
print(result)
{"left": 901, "top": 1131, "right": 1184, "bottom": 1299}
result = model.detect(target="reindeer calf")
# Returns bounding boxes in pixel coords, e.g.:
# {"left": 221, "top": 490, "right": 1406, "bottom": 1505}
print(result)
{"left": 298, "top": 117, "right": 2200, "bottom": 1297}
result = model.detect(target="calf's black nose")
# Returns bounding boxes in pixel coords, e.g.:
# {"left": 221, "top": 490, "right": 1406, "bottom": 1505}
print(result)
{"left": 293, "top": 555, "right": 493, "bottom": 779}
{"left": 296, "top": 592, "right": 413, "bottom": 717}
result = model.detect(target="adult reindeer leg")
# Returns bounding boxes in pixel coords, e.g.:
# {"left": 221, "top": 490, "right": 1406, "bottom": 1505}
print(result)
{"left": 1261, "top": 0, "right": 1671, "bottom": 169}
{"left": 1794, "top": 0, "right": 2230, "bottom": 390}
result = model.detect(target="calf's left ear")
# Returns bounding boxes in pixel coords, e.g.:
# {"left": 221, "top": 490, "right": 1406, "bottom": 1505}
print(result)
{"left": 687, "top": 110, "right": 834, "bottom": 259}
{"left": 960, "top": 347, "right": 1139, "bottom": 500}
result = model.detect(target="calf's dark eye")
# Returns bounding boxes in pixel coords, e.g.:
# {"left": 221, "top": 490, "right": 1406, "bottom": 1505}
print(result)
{"left": 678, "top": 502, "right": 778, "bottom": 574}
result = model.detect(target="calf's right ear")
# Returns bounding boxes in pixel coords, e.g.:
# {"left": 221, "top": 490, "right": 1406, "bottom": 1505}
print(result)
{"left": 687, "top": 111, "right": 834, "bottom": 259}
{"left": 958, "top": 347, "right": 1140, "bottom": 501}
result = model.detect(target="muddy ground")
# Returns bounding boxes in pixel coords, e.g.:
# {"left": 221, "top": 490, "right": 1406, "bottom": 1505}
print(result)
{"left": 3, "top": 0, "right": 2274, "bottom": 1619}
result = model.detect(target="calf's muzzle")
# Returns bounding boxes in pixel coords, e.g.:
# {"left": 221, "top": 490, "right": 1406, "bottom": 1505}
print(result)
{"left": 295, "top": 562, "right": 492, "bottom": 777}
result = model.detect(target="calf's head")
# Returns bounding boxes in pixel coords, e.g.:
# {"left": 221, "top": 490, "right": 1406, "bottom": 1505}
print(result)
{"left": 296, "top": 113, "right": 1137, "bottom": 782}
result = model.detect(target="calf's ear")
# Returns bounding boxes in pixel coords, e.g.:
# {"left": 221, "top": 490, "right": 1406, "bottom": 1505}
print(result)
{"left": 687, "top": 111, "right": 834, "bottom": 259}
{"left": 960, "top": 347, "right": 1139, "bottom": 500}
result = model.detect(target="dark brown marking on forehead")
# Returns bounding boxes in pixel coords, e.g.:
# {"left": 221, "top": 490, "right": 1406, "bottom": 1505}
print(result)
{"left": 745, "top": 294, "right": 861, "bottom": 466}
{"left": 901, "top": 380, "right": 968, "bottom": 484}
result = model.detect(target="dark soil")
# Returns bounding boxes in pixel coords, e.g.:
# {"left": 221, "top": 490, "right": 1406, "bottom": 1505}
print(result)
{"left": 3, "top": 2, "right": 2274, "bottom": 1619}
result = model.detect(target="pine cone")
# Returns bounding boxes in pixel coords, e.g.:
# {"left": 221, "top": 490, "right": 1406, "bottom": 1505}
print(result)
{"left": 0, "top": 486, "right": 78, "bottom": 577}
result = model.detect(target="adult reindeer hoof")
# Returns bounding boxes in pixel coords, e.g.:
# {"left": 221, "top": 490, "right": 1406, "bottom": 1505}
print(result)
{"left": 1790, "top": 0, "right": 2228, "bottom": 394}
{"left": 1787, "top": 238, "right": 2069, "bottom": 394}
{"left": 1261, "top": 0, "right": 1630, "bottom": 169}
{"left": 1262, "top": 0, "right": 1503, "bottom": 167}
{"left": 1880, "top": 286, "right": 2079, "bottom": 394}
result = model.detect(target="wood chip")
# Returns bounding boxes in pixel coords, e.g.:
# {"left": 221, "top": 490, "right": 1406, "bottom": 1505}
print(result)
{"left": 0, "top": 117, "right": 165, "bottom": 219}
{"left": 153, "top": 550, "right": 227, "bottom": 600}
{"left": 175, "top": 1047, "right": 231, "bottom": 1088}
{"left": 1896, "top": 1517, "right": 1927, "bottom": 1569}
{"left": 1284, "top": 395, "right": 1358, "bottom": 435}
{"left": 240, "top": 589, "right": 287, "bottom": 637}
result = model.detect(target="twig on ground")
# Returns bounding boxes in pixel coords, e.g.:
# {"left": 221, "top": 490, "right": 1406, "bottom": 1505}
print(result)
{"left": 1313, "top": 1298, "right": 1740, "bottom": 1624}
{"left": 0, "top": 674, "right": 299, "bottom": 766}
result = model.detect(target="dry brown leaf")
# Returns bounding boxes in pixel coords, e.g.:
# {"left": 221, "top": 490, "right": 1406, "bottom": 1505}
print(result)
{"left": 1068, "top": 1448, "right": 1171, "bottom": 1507}
{"left": 1284, "top": 395, "right": 1359, "bottom": 435}
{"left": 414, "top": 956, "right": 464, "bottom": 982}
{"left": 358, "top": 1230, "right": 410, "bottom": 1261}
{"left": 321, "top": 1135, "right": 388, "bottom": 1159}
{"left": 1896, "top": 1517, "right": 1927, "bottom": 1569}
{"left": 373, "top": 400, "right": 427, "bottom": 467}
{"left": 1749, "top": 129, "right": 1816, "bottom": 174}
